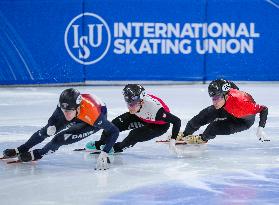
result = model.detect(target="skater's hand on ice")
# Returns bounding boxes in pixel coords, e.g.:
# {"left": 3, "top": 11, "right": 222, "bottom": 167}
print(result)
{"left": 169, "top": 139, "right": 178, "bottom": 154}
{"left": 95, "top": 151, "right": 110, "bottom": 170}
{"left": 256, "top": 127, "right": 270, "bottom": 142}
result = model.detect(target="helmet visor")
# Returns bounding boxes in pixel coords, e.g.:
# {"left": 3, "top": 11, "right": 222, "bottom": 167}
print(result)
{"left": 124, "top": 95, "right": 141, "bottom": 105}
{"left": 60, "top": 102, "right": 77, "bottom": 111}
{"left": 211, "top": 94, "right": 224, "bottom": 102}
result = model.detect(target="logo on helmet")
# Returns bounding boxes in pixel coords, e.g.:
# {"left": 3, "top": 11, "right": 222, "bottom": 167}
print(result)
{"left": 76, "top": 95, "right": 82, "bottom": 105}
{"left": 140, "top": 90, "right": 146, "bottom": 99}
{"left": 222, "top": 83, "right": 231, "bottom": 92}
{"left": 64, "top": 12, "right": 111, "bottom": 65}
{"left": 61, "top": 103, "right": 69, "bottom": 109}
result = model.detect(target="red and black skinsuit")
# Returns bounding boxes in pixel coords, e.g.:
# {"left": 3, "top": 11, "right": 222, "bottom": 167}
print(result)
{"left": 183, "top": 89, "right": 268, "bottom": 141}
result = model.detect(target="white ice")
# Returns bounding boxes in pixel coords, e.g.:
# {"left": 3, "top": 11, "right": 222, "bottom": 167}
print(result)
{"left": 0, "top": 84, "right": 279, "bottom": 205}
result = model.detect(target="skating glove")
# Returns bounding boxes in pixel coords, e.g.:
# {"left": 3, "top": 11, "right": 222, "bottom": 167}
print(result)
{"left": 95, "top": 151, "right": 110, "bottom": 170}
{"left": 185, "top": 135, "right": 207, "bottom": 144}
{"left": 169, "top": 139, "right": 178, "bottom": 154}
{"left": 256, "top": 127, "right": 270, "bottom": 142}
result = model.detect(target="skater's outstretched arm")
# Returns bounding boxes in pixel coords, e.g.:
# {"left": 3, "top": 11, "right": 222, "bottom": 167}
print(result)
{"left": 156, "top": 108, "right": 181, "bottom": 140}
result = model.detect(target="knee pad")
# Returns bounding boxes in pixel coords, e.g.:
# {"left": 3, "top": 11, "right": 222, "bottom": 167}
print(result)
{"left": 47, "top": 126, "right": 56, "bottom": 136}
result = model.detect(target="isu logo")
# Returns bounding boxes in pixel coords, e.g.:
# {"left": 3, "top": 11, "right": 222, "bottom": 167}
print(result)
{"left": 222, "top": 83, "right": 231, "bottom": 92}
{"left": 64, "top": 12, "right": 111, "bottom": 65}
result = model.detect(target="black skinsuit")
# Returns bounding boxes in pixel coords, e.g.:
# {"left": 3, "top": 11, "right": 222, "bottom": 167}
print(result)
{"left": 95, "top": 107, "right": 181, "bottom": 152}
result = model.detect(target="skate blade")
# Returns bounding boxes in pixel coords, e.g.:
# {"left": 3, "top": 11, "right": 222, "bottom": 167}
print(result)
{"left": 6, "top": 159, "right": 37, "bottom": 164}
{"left": 156, "top": 140, "right": 187, "bottom": 145}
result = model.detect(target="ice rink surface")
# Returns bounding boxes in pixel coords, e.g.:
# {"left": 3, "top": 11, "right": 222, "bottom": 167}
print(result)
{"left": 0, "top": 84, "right": 278, "bottom": 205}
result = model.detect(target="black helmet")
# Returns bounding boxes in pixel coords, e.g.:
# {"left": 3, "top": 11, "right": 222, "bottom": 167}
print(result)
{"left": 123, "top": 84, "right": 146, "bottom": 104}
{"left": 208, "top": 79, "right": 232, "bottom": 97}
{"left": 59, "top": 88, "right": 82, "bottom": 110}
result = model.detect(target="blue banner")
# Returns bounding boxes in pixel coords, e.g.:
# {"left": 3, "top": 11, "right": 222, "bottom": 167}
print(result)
{"left": 81, "top": 0, "right": 206, "bottom": 81}
{"left": 0, "top": 0, "right": 84, "bottom": 85}
{"left": 205, "top": 0, "right": 279, "bottom": 81}
{"left": 0, "top": 0, "right": 278, "bottom": 85}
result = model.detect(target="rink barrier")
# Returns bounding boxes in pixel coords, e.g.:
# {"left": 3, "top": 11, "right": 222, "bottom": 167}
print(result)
{"left": 0, "top": 0, "right": 278, "bottom": 85}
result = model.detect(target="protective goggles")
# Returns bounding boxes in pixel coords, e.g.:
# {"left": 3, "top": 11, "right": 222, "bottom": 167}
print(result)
{"left": 124, "top": 95, "right": 140, "bottom": 104}
{"left": 60, "top": 103, "right": 77, "bottom": 111}
{"left": 211, "top": 94, "right": 224, "bottom": 101}
{"left": 61, "top": 107, "right": 76, "bottom": 112}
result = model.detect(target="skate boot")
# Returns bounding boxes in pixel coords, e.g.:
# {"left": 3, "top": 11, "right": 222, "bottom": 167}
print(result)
{"left": 18, "top": 150, "right": 42, "bottom": 162}
{"left": 85, "top": 141, "right": 101, "bottom": 153}
{"left": 177, "top": 132, "right": 185, "bottom": 141}
{"left": 3, "top": 148, "right": 19, "bottom": 158}
{"left": 167, "top": 132, "right": 185, "bottom": 142}
{"left": 185, "top": 135, "right": 207, "bottom": 144}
